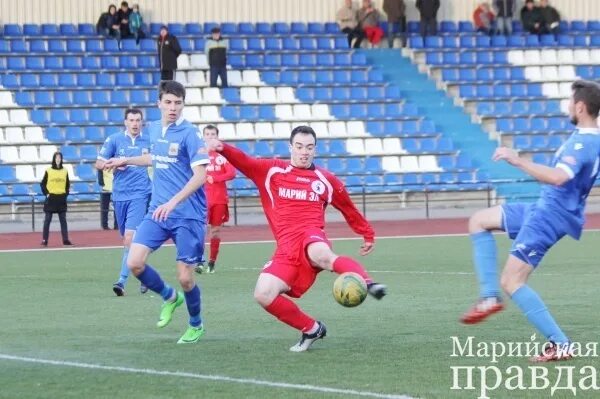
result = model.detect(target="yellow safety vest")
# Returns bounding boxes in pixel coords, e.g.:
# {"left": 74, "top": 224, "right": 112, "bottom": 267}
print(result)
{"left": 45, "top": 168, "right": 68, "bottom": 195}
{"left": 102, "top": 169, "right": 114, "bottom": 192}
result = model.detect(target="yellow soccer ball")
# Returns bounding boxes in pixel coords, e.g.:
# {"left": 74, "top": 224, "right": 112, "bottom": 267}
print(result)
{"left": 333, "top": 272, "right": 368, "bottom": 307}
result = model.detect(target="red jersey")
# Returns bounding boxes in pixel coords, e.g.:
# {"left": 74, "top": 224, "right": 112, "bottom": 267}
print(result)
{"left": 220, "top": 144, "right": 375, "bottom": 246}
{"left": 205, "top": 150, "right": 236, "bottom": 205}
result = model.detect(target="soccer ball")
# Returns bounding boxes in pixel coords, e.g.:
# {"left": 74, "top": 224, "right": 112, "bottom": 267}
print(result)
{"left": 333, "top": 272, "right": 368, "bottom": 307}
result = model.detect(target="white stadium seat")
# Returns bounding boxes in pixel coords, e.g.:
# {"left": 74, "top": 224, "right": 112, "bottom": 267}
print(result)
{"left": 524, "top": 50, "right": 541, "bottom": 65}
{"left": 217, "top": 123, "right": 236, "bottom": 140}
{"left": 186, "top": 88, "right": 203, "bottom": 104}
{"left": 542, "top": 82, "right": 559, "bottom": 97}
{"left": 0, "top": 110, "right": 10, "bottom": 124}
{"left": 182, "top": 106, "right": 201, "bottom": 122}
{"left": 0, "top": 146, "right": 19, "bottom": 162}
{"left": 275, "top": 104, "right": 294, "bottom": 120}
{"left": 507, "top": 50, "right": 524, "bottom": 65}
{"left": 0, "top": 91, "right": 14, "bottom": 107}
{"left": 559, "top": 82, "right": 572, "bottom": 98}
{"left": 242, "top": 70, "right": 262, "bottom": 86}
{"left": 0, "top": 128, "right": 4, "bottom": 143}
{"left": 18, "top": 145, "right": 39, "bottom": 162}
{"left": 187, "top": 71, "right": 207, "bottom": 86}
{"left": 293, "top": 104, "right": 312, "bottom": 120}
{"left": 382, "top": 138, "right": 404, "bottom": 154}
{"left": 557, "top": 65, "right": 576, "bottom": 81}
{"left": 346, "top": 138, "right": 365, "bottom": 155}
{"left": 240, "top": 87, "right": 259, "bottom": 103}
{"left": 177, "top": 54, "right": 190, "bottom": 70}
{"left": 309, "top": 122, "right": 328, "bottom": 137}
{"left": 524, "top": 66, "right": 541, "bottom": 81}
{"left": 175, "top": 71, "right": 189, "bottom": 86}
{"left": 190, "top": 54, "right": 208, "bottom": 69}
{"left": 24, "top": 127, "right": 45, "bottom": 142}
{"left": 200, "top": 106, "right": 222, "bottom": 121}
{"left": 10, "top": 109, "right": 32, "bottom": 125}
{"left": 255, "top": 122, "right": 274, "bottom": 138}
{"left": 276, "top": 87, "right": 297, "bottom": 103}
{"left": 39, "top": 145, "right": 58, "bottom": 162}
{"left": 258, "top": 87, "right": 277, "bottom": 103}
{"left": 235, "top": 122, "right": 255, "bottom": 138}
{"left": 63, "top": 163, "right": 78, "bottom": 180}
{"left": 364, "top": 138, "right": 384, "bottom": 155}
{"left": 35, "top": 164, "right": 48, "bottom": 180}
{"left": 327, "top": 121, "right": 347, "bottom": 137}
{"left": 573, "top": 49, "right": 590, "bottom": 64}
{"left": 4, "top": 127, "right": 24, "bottom": 143}
{"left": 227, "top": 70, "right": 243, "bottom": 86}
{"left": 346, "top": 121, "right": 367, "bottom": 136}
{"left": 273, "top": 122, "right": 291, "bottom": 138}
{"left": 557, "top": 49, "right": 573, "bottom": 65}
{"left": 16, "top": 165, "right": 35, "bottom": 181}
{"left": 311, "top": 104, "right": 332, "bottom": 120}
{"left": 202, "top": 87, "right": 224, "bottom": 103}
{"left": 382, "top": 156, "right": 401, "bottom": 172}
{"left": 400, "top": 155, "right": 420, "bottom": 172}
{"left": 541, "top": 66, "right": 558, "bottom": 81}
{"left": 419, "top": 155, "right": 441, "bottom": 172}
{"left": 540, "top": 49, "right": 557, "bottom": 64}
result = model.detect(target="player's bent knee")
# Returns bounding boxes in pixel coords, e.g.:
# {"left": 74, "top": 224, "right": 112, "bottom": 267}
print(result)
{"left": 307, "top": 243, "right": 335, "bottom": 270}
{"left": 210, "top": 226, "right": 221, "bottom": 239}
{"left": 468, "top": 206, "right": 502, "bottom": 234}
{"left": 176, "top": 264, "right": 195, "bottom": 291}
{"left": 254, "top": 287, "right": 275, "bottom": 307}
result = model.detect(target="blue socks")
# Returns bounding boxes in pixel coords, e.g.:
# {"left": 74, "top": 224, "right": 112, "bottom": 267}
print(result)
{"left": 512, "top": 285, "right": 569, "bottom": 344}
{"left": 117, "top": 247, "right": 130, "bottom": 286}
{"left": 136, "top": 265, "right": 173, "bottom": 301}
{"left": 471, "top": 231, "right": 500, "bottom": 298}
{"left": 184, "top": 285, "right": 202, "bottom": 327}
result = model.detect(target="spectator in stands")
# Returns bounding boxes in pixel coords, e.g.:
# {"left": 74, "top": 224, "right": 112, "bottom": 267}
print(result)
{"left": 494, "top": 0, "right": 515, "bottom": 35}
{"left": 539, "top": 0, "right": 561, "bottom": 35}
{"left": 205, "top": 27, "right": 229, "bottom": 87}
{"left": 358, "top": 0, "right": 384, "bottom": 47}
{"left": 40, "top": 152, "right": 72, "bottom": 247}
{"left": 473, "top": 2, "right": 495, "bottom": 35}
{"left": 117, "top": 1, "right": 132, "bottom": 39}
{"left": 416, "top": 0, "right": 440, "bottom": 37}
{"left": 383, "top": 0, "right": 407, "bottom": 48}
{"left": 337, "top": 0, "right": 364, "bottom": 48}
{"left": 98, "top": 168, "right": 117, "bottom": 230}
{"left": 99, "top": 4, "right": 121, "bottom": 40}
{"left": 521, "top": 0, "right": 543, "bottom": 35}
{"left": 128, "top": 4, "right": 146, "bottom": 44}
{"left": 157, "top": 25, "right": 182, "bottom": 81}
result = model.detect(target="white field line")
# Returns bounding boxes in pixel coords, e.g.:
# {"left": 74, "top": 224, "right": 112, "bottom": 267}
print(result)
{"left": 0, "top": 354, "right": 416, "bottom": 399}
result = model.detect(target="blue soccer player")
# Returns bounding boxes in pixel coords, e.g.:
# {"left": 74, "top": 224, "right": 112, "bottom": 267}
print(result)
{"left": 104, "top": 81, "right": 209, "bottom": 344}
{"left": 96, "top": 108, "right": 152, "bottom": 296}
{"left": 460, "top": 80, "right": 600, "bottom": 362}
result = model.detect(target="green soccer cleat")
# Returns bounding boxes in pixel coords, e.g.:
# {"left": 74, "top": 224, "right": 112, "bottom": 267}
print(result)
{"left": 156, "top": 291, "right": 184, "bottom": 328}
{"left": 177, "top": 325, "right": 205, "bottom": 344}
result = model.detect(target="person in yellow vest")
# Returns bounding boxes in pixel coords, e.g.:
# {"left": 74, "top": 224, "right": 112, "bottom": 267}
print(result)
{"left": 40, "top": 152, "right": 73, "bottom": 246}
{"left": 98, "top": 168, "right": 118, "bottom": 230}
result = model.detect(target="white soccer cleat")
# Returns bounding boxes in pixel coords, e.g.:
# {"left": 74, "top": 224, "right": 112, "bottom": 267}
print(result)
{"left": 289, "top": 321, "right": 327, "bottom": 352}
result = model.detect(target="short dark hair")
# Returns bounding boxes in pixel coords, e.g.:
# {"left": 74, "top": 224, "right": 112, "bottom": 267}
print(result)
{"left": 572, "top": 80, "right": 600, "bottom": 118}
{"left": 289, "top": 125, "right": 317, "bottom": 144}
{"left": 211, "top": 27, "right": 221, "bottom": 34}
{"left": 203, "top": 124, "right": 219, "bottom": 135}
{"left": 158, "top": 80, "right": 186, "bottom": 100}
{"left": 124, "top": 108, "right": 143, "bottom": 119}
{"left": 121, "top": 1, "right": 129, "bottom": 7}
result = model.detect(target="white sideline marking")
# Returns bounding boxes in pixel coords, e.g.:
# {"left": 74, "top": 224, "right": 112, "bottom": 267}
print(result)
{"left": 0, "top": 354, "right": 415, "bottom": 399}
{"left": 0, "top": 232, "right": 469, "bottom": 254}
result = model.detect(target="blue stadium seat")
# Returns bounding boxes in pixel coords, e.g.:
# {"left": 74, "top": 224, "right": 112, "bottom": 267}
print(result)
{"left": 548, "top": 117, "right": 564, "bottom": 131}
{"left": 41, "top": 24, "right": 60, "bottom": 36}
{"left": 167, "top": 23, "right": 184, "bottom": 36}
{"left": 44, "top": 56, "right": 62, "bottom": 70}
{"left": 459, "top": 85, "right": 476, "bottom": 98}
{"left": 425, "top": 36, "right": 442, "bottom": 48}
{"left": 34, "top": 91, "right": 53, "bottom": 106}
{"left": 82, "top": 56, "right": 100, "bottom": 69}
{"left": 85, "top": 126, "right": 104, "bottom": 141}
{"left": 459, "top": 35, "right": 476, "bottom": 48}
{"left": 230, "top": 38, "right": 245, "bottom": 51}
{"left": 458, "top": 21, "right": 474, "bottom": 32}
{"left": 475, "top": 67, "right": 491, "bottom": 80}
{"left": 48, "top": 39, "right": 66, "bottom": 52}
{"left": 425, "top": 52, "right": 442, "bottom": 65}
{"left": 105, "top": 108, "right": 122, "bottom": 123}
{"left": 120, "top": 55, "right": 137, "bottom": 68}
{"left": 443, "top": 36, "right": 458, "bottom": 48}
{"left": 221, "top": 106, "right": 239, "bottom": 120}
{"left": 299, "top": 54, "right": 317, "bottom": 67}
{"left": 256, "top": 22, "right": 272, "bottom": 34}
{"left": 64, "top": 56, "right": 82, "bottom": 69}
{"left": 0, "top": 166, "right": 17, "bottom": 182}
{"left": 296, "top": 87, "right": 312, "bottom": 102}
{"left": 59, "top": 73, "right": 77, "bottom": 87}
{"left": 185, "top": 23, "right": 202, "bottom": 35}
{"left": 588, "top": 21, "right": 600, "bottom": 32}
{"left": 78, "top": 23, "right": 96, "bottom": 35}
{"left": 300, "top": 37, "right": 317, "bottom": 50}
{"left": 557, "top": 34, "right": 574, "bottom": 47}
{"left": 274, "top": 22, "right": 290, "bottom": 34}
{"left": 574, "top": 35, "right": 588, "bottom": 47}
{"left": 513, "top": 118, "right": 529, "bottom": 131}
{"left": 240, "top": 106, "right": 259, "bottom": 120}
{"left": 525, "top": 35, "right": 540, "bottom": 47}
{"left": 298, "top": 70, "right": 315, "bottom": 84}
{"left": 51, "top": 109, "right": 70, "bottom": 124}
{"left": 103, "top": 39, "right": 120, "bottom": 52}
{"left": 120, "top": 39, "right": 138, "bottom": 51}
{"left": 54, "top": 91, "right": 72, "bottom": 105}
{"left": 402, "top": 138, "right": 418, "bottom": 152}
{"left": 76, "top": 73, "right": 95, "bottom": 87}
{"left": 477, "top": 85, "right": 493, "bottom": 98}
{"left": 570, "top": 20, "right": 586, "bottom": 31}
{"left": 258, "top": 105, "right": 275, "bottom": 120}
{"left": 130, "top": 89, "right": 147, "bottom": 103}
{"left": 138, "top": 55, "right": 156, "bottom": 68}
{"left": 25, "top": 57, "right": 44, "bottom": 70}
{"left": 530, "top": 118, "right": 546, "bottom": 132}
{"left": 86, "top": 39, "right": 103, "bottom": 52}
{"left": 279, "top": 70, "right": 296, "bottom": 84}
{"left": 101, "top": 55, "right": 118, "bottom": 69}
{"left": 89, "top": 109, "right": 106, "bottom": 123}
{"left": 264, "top": 37, "right": 281, "bottom": 50}
{"left": 110, "top": 90, "right": 128, "bottom": 105}
{"left": 23, "top": 24, "right": 40, "bottom": 35}
{"left": 548, "top": 135, "right": 563, "bottom": 149}
{"left": 532, "top": 153, "right": 550, "bottom": 166}
{"left": 495, "top": 101, "right": 511, "bottom": 115}
{"left": 409, "top": 36, "right": 424, "bottom": 49}
{"left": 334, "top": 36, "right": 350, "bottom": 49}
{"left": 459, "top": 52, "right": 476, "bottom": 64}
{"left": 281, "top": 53, "right": 299, "bottom": 67}
{"left": 254, "top": 141, "right": 272, "bottom": 157}
{"left": 491, "top": 35, "right": 507, "bottom": 47}
{"left": 475, "top": 36, "right": 490, "bottom": 47}
{"left": 116, "top": 73, "right": 134, "bottom": 86}
{"left": 31, "top": 110, "right": 48, "bottom": 124}
{"left": 291, "top": 22, "right": 307, "bottom": 34}
{"left": 510, "top": 67, "right": 525, "bottom": 80}
{"left": 420, "top": 138, "right": 436, "bottom": 152}
{"left": 315, "top": 37, "right": 332, "bottom": 50}
{"left": 29, "top": 39, "right": 46, "bottom": 52}
{"left": 238, "top": 22, "right": 254, "bottom": 34}
{"left": 476, "top": 51, "right": 493, "bottom": 64}
{"left": 247, "top": 54, "right": 264, "bottom": 68}
{"left": 1, "top": 74, "right": 18, "bottom": 88}
{"left": 540, "top": 34, "right": 556, "bottom": 46}
{"left": 73, "top": 91, "right": 91, "bottom": 105}
{"left": 442, "top": 52, "right": 459, "bottom": 65}
{"left": 282, "top": 37, "right": 299, "bottom": 50}
{"left": 221, "top": 23, "right": 237, "bottom": 34}
{"left": 11, "top": 39, "right": 28, "bottom": 53}
{"left": 3, "top": 24, "right": 22, "bottom": 36}
{"left": 22, "top": 73, "right": 40, "bottom": 87}
{"left": 0, "top": 39, "right": 9, "bottom": 53}
{"left": 139, "top": 38, "right": 156, "bottom": 52}
{"left": 65, "top": 126, "right": 85, "bottom": 141}
{"left": 511, "top": 84, "right": 527, "bottom": 97}
{"left": 438, "top": 155, "right": 455, "bottom": 170}
{"left": 508, "top": 35, "right": 525, "bottom": 47}
{"left": 75, "top": 164, "right": 96, "bottom": 180}
{"left": 60, "top": 145, "right": 79, "bottom": 162}
{"left": 15, "top": 92, "right": 34, "bottom": 106}
{"left": 531, "top": 136, "right": 548, "bottom": 149}
{"left": 7, "top": 56, "right": 25, "bottom": 70}
{"left": 308, "top": 22, "right": 325, "bottom": 34}
{"left": 66, "top": 39, "right": 84, "bottom": 53}
{"left": 493, "top": 84, "right": 510, "bottom": 97}
{"left": 346, "top": 158, "right": 363, "bottom": 174}
{"left": 440, "top": 21, "right": 457, "bottom": 32}
{"left": 246, "top": 38, "right": 262, "bottom": 51}
{"left": 80, "top": 145, "right": 98, "bottom": 160}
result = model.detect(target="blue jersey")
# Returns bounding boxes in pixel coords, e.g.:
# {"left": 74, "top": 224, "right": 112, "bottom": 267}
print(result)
{"left": 537, "top": 127, "right": 600, "bottom": 238}
{"left": 147, "top": 118, "right": 209, "bottom": 220}
{"left": 98, "top": 131, "right": 152, "bottom": 202}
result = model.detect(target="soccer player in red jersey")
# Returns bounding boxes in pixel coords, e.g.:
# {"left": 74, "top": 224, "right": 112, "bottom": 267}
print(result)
{"left": 196, "top": 125, "right": 236, "bottom": 274}
{"left": 207, "top": 125, "right": 387, "bottom": 352}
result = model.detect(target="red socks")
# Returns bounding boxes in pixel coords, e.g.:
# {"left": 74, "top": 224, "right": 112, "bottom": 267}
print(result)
{"left": 209, "top": 238, "right": 221, "bottom": 262}
{"left": 332, "top": 256, "right": 372, "bottom": 284}
{"left": 264, "top": 295, "right": 316, "bottom": 332}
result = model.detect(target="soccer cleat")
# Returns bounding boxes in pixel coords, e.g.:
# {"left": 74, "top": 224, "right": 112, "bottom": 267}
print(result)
{"left": 156, "top": 291, "right": 184, "bottom": 328}
{"left": 41, "top": 240, "right": 48, "bottom": 247}
{"left": 140, "top": 284, "right": 148, "bottom": 294}
{"left": 208, "top": 260, "right": 215, "bottom": 274}
{"left": 530, "top": 342, "right": 574, "bottom": 363}
{"left": 194, "top": 262, "right": 205, "bottom": 274}
{"left": 367, "top": 282, "right": 387, "bottom": 300}
{"left": 112, "top": 282, "right": 126, "bottom": 297}
{"left": 177, "top": 325, "right": 205, "bottom": 344}
{"left": 63, "top": 240, "right": 73, "bottom": 246}
{"left": 460, "top": 297, "right": 505, "bottom": 324}
{"left": 289, "top": 321, "right": 327, "bottom": 352}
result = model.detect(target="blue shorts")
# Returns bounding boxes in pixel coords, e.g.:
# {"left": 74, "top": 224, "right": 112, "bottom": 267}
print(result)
{"left": 501, "top": 203, "right": 567, "bottom": 267}
{"left": 133, "top": 216, "right": 205, "bottom": 265}
{"left": 114, "top": 196, "right": 149, "bottom": 236}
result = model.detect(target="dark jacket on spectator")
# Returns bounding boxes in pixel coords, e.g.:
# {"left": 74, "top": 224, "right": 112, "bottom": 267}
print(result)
{"left": 158, "top": 34, "right": 182, "bottom": 71}
{"left": 494, "top": 0, "right": 515, "bottom": 18}
{"left": 540, "top": 5, "right": 560, "bottom": 26}
{"left": 383, "top": 0, "right": 406, "bottom": 22}
{"left": 416, "top": 0, "right": 440, "bottom": 19}
{"left": 521, "top": 5, "right": 543, "bottom": 32}
{"left": 117, "top": 7, "right": 132, "bottom": 37}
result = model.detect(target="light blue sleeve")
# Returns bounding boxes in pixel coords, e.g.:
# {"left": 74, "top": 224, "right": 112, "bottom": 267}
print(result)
{"left": 184, "top": 128, "right": 209, "bottom": 168}
{"left": 98, "top": 135, "right": 116, "bottom": 160}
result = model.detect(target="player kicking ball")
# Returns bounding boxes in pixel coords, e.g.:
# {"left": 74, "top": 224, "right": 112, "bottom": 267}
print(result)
{"left": 207, "top": 125, "right": 387, "bottom": 352}
{"left": 461, "top": 80, "right": 600, "bottom": 362}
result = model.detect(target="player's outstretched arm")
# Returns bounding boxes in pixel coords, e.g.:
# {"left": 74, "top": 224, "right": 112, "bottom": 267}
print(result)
{"left": 152, "top": 164, "right": 207, "bottom": 221}
{"left": 104, "top": 154, "right": 152, "bottom": 170}
{"left": 493, "top": 147, "right": 571, "bottom": 186}
{"left": 208, "top": 140, "right": 273, "bottom": 182}
{"left": 329, "top": 175, "right": 375, "bottom": 255}
{"left": 211, "top": 160, "right": 237, "bottom": 183}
